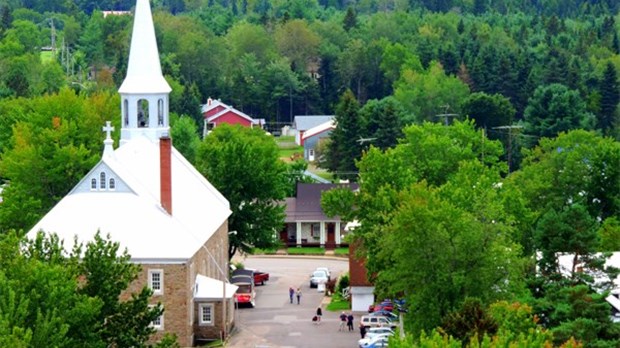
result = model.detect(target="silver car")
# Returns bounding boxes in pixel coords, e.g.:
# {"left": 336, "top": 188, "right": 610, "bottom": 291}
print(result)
{"left": 309, "top": 270, "right": 328, "bottom": 288}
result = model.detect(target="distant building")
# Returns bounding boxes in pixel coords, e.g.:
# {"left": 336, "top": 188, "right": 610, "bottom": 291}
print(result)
{"left": 300, "top": 120, "right": 335, "bottom": 161}
{"left": 280, "top": 182, "right": 357, "bottom": 249}
{"left": 292, "top": 115, "right": 334, "bottom": 145}
{"left": 201, "top": 98, "right": 263, "bottom": 137}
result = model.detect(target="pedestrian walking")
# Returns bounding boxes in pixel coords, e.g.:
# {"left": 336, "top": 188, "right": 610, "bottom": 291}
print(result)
{"left": 347, "top": 313, "right": 354, "bottom": 331}
{"left": 289, "top": 286, "right": 294, "bottom": 304}
{"left": 315, "top": 307, "right": 322, "bottom": 324}
{"left": 339, "top": 312, "right": 347, "bottom": 331}
{"left": 359, "top": 322, "right": 367, "bottom": 339}
{"left": 296, "top": 287, "right": 302, "bottom": 304}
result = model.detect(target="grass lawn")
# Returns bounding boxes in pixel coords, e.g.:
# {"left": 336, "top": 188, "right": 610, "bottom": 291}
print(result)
{"left": 326, "top": 292, "right": 350, "bottom": 311}
{"left": 279, "top": 147, "right": 303, "bottom": 159}
{"left": 286, "top": 247, "right": 325, "bottom": 255}
{"left": 335, "top": 247, "right": 348, "bottom": 256}
{"left": 40, "top": 51, "right": 54, "bottom": 63}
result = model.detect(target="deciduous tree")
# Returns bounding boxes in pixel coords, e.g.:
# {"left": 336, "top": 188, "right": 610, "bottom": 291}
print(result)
{"left": 195, "top": 124, "right": 288, "bottom": 258}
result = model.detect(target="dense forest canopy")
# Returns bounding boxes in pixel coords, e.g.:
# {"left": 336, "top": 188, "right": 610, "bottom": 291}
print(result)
{"left": 0, "top": 0, "right": 618, "bottom": 136}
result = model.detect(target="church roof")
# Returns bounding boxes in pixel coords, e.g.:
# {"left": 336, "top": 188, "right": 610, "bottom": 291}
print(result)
{"left": 29, "top": 136, "right": 231, "bottom": 261}
{"left": 118, "top": 0, "right": 171, "bottom": 94}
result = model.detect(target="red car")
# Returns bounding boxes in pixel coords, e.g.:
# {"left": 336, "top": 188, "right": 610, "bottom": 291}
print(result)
{"left": 368, "top": 300, "right": 394, "bottom": 313}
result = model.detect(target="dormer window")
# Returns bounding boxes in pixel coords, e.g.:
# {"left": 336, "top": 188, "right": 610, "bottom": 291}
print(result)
{"left": 91, "top": 178, "right": 97, "bottom": 190}
{"left": 100, "top": 172, "right": 106, "bottom": 189}
{"left": 109, "top": 178, "right": 115, "bottom": 190}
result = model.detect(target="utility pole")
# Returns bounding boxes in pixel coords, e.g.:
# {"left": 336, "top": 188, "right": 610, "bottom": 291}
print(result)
{"left": 492, "top": 125, "right": 523, "bottom": 172}
{"left": 435, "top": 104, "right": 458, "bottom": 125}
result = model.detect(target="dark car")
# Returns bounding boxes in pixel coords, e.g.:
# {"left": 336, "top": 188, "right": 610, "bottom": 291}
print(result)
{"left": 368, "top": 310, "right": 399, "bottom": 322}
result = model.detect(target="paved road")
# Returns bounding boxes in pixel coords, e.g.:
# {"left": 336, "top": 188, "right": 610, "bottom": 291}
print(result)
{"left": 226, "top": 256, "right": 366, "bottom": 348}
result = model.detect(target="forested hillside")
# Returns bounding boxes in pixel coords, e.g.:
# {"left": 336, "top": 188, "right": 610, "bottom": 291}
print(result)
{"left": 0, "top": 0, "right": 618, "bottom": 137}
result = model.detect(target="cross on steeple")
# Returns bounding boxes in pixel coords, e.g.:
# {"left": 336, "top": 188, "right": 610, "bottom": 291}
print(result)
{"left": 102, "top": 121, "right": 114, "bottom": 139}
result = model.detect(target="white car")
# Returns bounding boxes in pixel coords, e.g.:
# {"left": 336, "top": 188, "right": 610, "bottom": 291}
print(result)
{"left": 309, "top": 270, "right": 329, "bottom": 288}
{"left": 364, "top": 327, "right": 395, "bottom": 339}
{"left": 358, "top": 333, "right": 391, "bottom": 348}
{"left": 315, "top": 267, "right": 331, "bottom": 280}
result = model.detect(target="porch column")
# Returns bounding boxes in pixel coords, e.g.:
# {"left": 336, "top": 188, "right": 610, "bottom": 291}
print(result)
{"left": 296, "top": 222, "right": 302, "bottom": 247}
{"left": 335, "top": 221, "right": 341, "bottom": 245}
{"left": 320, "top": 222, "right": 326, "bottom": 247}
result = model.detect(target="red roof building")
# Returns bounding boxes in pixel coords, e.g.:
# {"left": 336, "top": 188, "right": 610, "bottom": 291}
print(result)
{"left": 201, "top": 98, "right": 263, "bottom": 136}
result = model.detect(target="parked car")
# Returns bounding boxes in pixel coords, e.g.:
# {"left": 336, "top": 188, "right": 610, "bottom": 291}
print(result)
{"left": 360, "top": 315, "right": 397, "bottom": 329}
{"left": 369, "top": 300, "right": 394, "bottom": 313}
{"left": 309, "top": 269, "right": 329, "bottom": 288}
{"left": 364, "top": 327, "right": 395, "bottom": 339}
{"left": 359, "top": 333, "right": 391, "bottom": 348}
{"left": 368, "top": 310, "right": 399, "bottom": 322}
{"left": 315, "top": 267, "right": 331, "bottom": 280}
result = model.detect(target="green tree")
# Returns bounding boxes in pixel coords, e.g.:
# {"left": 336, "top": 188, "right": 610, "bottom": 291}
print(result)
{"left": 359, "top": 96, "right": 405, "bottom": 150}
{"left": 195, "top": 125, "right": 288, "bottom": 258}
{"left": 460, "top": 92, "right": 515, "bottom": 135}
{"left": 598, "top": 61, "right": 619, "bottom": 136}
{"left": 170, "top": 115, "right": 201, "bottom": 164}
{"left": 325, "top": 89, "right": 362, "bottom": 181}
{"left": 599, "top": 217, "right": 620, "bottom": 251}
{"left": 0, "top": 89, "right": 117, "bottom": 233}
{"left": 523, "top": 83, "right": 595, "bottom": 142}
{"left": 394, "top": 61, "right": 470, "bottom": 123}
{"left": 342, "top": 6, "right": 357, "bottom": 31}
{"left": 0, "top": 230, "right": 169, "bottom": 348}
{"left": 274, "top": 19, "right": 320, "bottom": 74}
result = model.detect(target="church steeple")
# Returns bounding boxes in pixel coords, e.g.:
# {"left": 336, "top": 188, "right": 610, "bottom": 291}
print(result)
{"left": 118, "top": 0, "right": 171, "bottom": 145}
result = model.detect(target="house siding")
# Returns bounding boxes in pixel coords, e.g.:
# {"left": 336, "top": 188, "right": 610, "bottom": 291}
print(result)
{"left": 213, "top": 112, "right": 252, "bottom": 127}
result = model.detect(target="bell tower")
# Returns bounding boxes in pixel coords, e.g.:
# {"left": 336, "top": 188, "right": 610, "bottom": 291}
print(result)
{"left": 118, "top": 0, "right": 171, "bottom": 145}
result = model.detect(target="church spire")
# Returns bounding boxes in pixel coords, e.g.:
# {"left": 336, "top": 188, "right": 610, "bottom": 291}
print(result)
{"left": 118, "top": 0, "right": 171, "bottom": 145}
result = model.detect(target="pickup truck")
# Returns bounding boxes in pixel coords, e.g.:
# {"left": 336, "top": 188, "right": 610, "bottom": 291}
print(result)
{"left": 253, "top": 270, "right": 270, "bottom": 285}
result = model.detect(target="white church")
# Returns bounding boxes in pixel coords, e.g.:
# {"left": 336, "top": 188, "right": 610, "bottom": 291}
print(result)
{"left": 27, "top": 0, "right": 237, "bottom": 345}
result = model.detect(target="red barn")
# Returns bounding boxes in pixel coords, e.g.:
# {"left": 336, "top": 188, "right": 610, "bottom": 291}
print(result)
{"left": 201, "top": 98, "right": 263, "bottom": 137}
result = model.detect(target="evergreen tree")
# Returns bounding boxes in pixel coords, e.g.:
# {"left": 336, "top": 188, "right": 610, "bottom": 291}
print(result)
{"left": 598, "top": 62, "right": 619, "bottom": 135}
{"left": 343, "top": 6, "right": 357, "bottom": 32}
{"left": 325, "top": 90, "right": 362, "bottom": 181}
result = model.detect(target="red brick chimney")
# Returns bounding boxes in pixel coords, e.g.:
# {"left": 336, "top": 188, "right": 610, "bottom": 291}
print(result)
{"left": 160, "top": 135, "right": 172, "bottom": 215}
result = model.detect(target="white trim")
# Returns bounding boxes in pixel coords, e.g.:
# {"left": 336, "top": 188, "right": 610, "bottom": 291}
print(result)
{"left": 199, "top": 303, "right": 214, "bottom": 325}
{"left": 148, "top": 269, "right": 164, "bottom": 295}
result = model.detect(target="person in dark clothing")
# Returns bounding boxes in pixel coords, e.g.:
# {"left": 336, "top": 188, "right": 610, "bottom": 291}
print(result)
{"left": 347, "top": 313, "right": 354, "bottom": 331}
{"left": 359, "top": 322, "right": 367, "bottom": 338}
{"left": 289, "top": 287, "right": 294, "bottom": 304}
{"left": 339, "top": 312, "right": 347, "bottom": 331}
{"left": 316, "top": 307, "right": 323, "bottom": 324}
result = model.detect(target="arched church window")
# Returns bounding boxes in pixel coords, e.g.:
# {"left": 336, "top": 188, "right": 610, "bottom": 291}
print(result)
{"left": 158, "top": 99, "right": 164, "bottom": 125}
{"left": 123, "top": 99, "right": 129, "bottom": 126}
{"left": 138, "top": 99, "right": 149, "bottom": 128}
{"left": 109, "top": 178, "right": 116, "bottom": 190}
{"left": 100, "top": 172, "right": 106, "bottom": 189}
{"left": 91, "top": 178, "right": 97, "bottom": 190}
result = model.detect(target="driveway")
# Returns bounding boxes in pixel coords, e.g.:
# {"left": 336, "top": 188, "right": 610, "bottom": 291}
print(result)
{"left": 226, "top": 255, "right": 366, "bottom": 348}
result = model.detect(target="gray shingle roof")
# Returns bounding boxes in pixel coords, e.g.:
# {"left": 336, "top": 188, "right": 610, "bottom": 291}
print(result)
{"left": 293, "top": 115, "right": 334, "bottom": 131}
